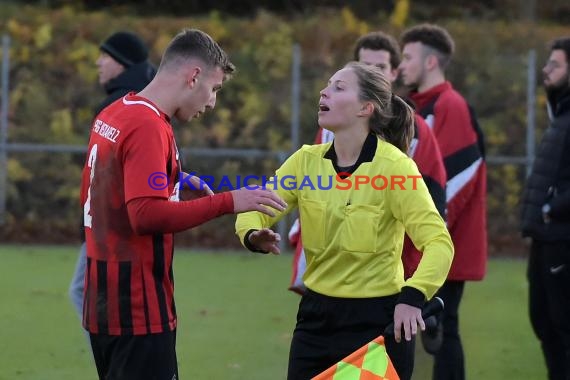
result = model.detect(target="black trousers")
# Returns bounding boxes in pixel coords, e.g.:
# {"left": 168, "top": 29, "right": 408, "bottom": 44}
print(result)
{"left": 528, "top": 239, "right": 570, "bottom": 380}
{"left": 287, "top": 289, "right": 415, "bottom": 380}
{"left": 90, "top": 329, "right": 178, "bottom": 380}
{"left": 431, "top": 280, "right": 465, "bottom": 380}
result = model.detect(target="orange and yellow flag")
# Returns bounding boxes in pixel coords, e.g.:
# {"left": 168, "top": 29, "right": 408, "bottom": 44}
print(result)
{"left": 312, "top": 336, "right": 400, "bottom": 380}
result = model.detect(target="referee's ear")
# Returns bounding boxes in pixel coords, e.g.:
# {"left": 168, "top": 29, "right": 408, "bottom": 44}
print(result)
{"left": 357, "top": 102, "right": 374, "bottom": 118}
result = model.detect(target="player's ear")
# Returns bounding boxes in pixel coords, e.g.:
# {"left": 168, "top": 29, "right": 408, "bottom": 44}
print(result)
{"left": 187, "top": 67, "right": 201, "bottom": 88}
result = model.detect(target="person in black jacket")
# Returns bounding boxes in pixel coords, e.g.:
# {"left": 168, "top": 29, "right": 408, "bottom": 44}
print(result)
{"left": 69, "top": 31, "right": 156, "bottom": 327}
{"left": 95, "top": 32, "right": 157, "bottom": 115}
{"left": 521, "top": 36, "right": 570, "bottom": 380}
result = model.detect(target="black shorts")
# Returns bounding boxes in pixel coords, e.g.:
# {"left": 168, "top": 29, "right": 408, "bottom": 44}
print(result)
{"left": 287, "top": 289, "right": 415, "bottom": 380}
{"left": 89, "top": 329, "right": 178, "bottom": 380}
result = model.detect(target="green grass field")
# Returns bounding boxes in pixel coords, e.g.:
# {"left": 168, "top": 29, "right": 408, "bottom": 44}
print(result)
{"left": 0, "top": 245, "right": 546, "bottom": 380}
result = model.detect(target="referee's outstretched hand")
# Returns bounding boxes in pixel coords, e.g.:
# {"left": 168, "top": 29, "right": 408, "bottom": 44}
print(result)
{"left": 248, "top": 228, "right": 282, "bottom": 255}
{"left": 231, "top": 187, "right": 287, "bottom": 217}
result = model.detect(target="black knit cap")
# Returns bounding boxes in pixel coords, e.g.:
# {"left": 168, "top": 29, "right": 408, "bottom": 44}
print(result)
{"left": 100, "top": 31, "right": 148, "bottom": 67}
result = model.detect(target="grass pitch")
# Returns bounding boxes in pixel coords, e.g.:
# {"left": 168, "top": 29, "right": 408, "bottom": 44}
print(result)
{"left": 0, "top": 245, "right": 545, "bottom": 379}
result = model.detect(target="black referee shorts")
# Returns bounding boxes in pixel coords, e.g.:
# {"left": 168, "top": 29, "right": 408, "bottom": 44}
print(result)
{"left": 287, "top": 289, "right": 415, "bottom": 380}
{"left": 90, "top": 329, "right": 178, "bottom": 380}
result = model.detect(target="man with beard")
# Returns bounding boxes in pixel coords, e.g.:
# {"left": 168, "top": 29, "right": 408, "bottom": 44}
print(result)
{"left": 521, "top": 36, "right": 570, "bottom": 380}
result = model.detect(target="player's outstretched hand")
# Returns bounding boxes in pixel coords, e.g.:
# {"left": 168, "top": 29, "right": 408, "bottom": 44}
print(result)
{"left": 231, "top": 187, "right": 287, "bottom": 217}
{"left": 248, "top": 228, "right": 282, "bottom": 255}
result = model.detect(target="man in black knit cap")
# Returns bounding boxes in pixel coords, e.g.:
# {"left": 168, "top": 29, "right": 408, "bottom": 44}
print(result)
{"left": 69, "top": 31, "right": 156, "bottom": 337}
{"left": 95, "top": 31, "right": 157, "bottom": 114}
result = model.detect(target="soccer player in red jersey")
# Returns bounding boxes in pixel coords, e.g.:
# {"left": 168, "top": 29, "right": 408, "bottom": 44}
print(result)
{"left": 80, "top": 29, "right": 286, "bottom": 380}
{"left": 69, "top": 30, "right": 156, "bottom": 340}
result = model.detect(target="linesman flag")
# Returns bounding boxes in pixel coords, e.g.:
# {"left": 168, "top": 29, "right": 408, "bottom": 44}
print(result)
{"left": 312, "top": 297, "right": 444, "bottom": 379}
{"left": 312, "top": 336, "right": 399, "bottom": 380}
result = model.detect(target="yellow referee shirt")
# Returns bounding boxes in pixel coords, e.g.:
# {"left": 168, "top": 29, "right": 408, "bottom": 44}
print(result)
{"left": 236, "top": 136, "right": 453, "bottom": 301}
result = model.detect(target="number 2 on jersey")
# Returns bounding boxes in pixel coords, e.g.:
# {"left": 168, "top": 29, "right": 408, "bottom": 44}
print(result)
{"left": 83, "top": 144, "right": 98, "bottom": 228}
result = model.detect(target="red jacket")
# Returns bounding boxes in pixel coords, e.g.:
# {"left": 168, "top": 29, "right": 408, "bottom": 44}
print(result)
{"left": 402, "top": 116, "right": 447, "bottom": 279}
{"left": 410, "top": 81, "right": 487, "bottom": 281}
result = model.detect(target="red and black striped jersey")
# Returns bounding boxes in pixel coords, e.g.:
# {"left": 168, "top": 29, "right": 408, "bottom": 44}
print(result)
{"left": 80, "top": 93, "right": 180, "bottom": 335}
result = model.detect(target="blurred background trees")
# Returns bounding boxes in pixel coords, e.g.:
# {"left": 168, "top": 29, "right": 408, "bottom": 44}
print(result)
{"left": 8, "top": 0, "right": 570, "bottom": 23}
{"left": 0, "top": 1, "right": 568, "bottom": 253}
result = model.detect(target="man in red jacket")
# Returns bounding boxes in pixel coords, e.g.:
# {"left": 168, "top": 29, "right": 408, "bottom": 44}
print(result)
{"left": 399, "top": 24, "right": 487, "bottom": 380}
{"left": 288, "top": 31, "right": 447, "bottom": 298}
